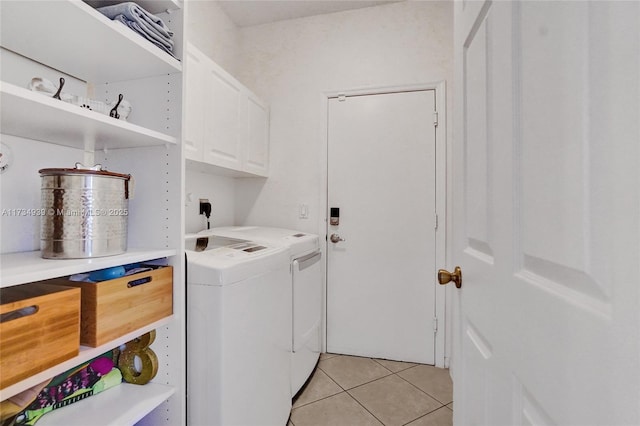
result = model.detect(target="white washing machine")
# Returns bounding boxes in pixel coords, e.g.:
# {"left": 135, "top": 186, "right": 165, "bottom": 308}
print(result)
{"left": 186, "top": 232, "right": 292, "bottom": 426}
{"left": 210, "top": 226, "right": 323, "bottom": 395}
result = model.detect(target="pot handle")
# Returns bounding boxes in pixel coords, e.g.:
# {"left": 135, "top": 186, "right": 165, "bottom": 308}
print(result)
{"left": 74, "top": 162, "right": 104, "bottom": 171}
{"left": 125, "top": 175, "right": 134, "bottom": 200}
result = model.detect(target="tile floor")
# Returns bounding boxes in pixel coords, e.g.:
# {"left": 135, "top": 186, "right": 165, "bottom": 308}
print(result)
{"left": 288, "top": 353, "right": 453, "bottom": 426}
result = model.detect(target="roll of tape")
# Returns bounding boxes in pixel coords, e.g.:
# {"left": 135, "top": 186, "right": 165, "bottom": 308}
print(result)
{"left": 118, "top": 347, "right": 158, "bottom": 385}
{"left": 118, "top": 331, "right": 158, "bottom": 385}
{"left": 125, "top": 330, "right": 156, "bottom": 351}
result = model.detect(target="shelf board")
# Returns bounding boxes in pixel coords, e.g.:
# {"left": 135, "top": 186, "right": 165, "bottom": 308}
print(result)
{"left": 0, "top": 82, "right": 178, "bottom": 150}
{"left": 37, "top": 382, "right": 175, "bottom": 426}
{"left": 0, "top": 316, "right": 175, "bottom": 401}
{"left": 0, "top": 248, "right": 177, "bottom": 288}
{"left": 186, "top": 158, "right": 269, "bottom": 179}
{"left": 0, "top": 1, "right": 181, "bottom": 84}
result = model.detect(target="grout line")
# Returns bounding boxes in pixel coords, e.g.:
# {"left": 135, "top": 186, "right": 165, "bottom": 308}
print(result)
{"left": 344, "top": 388, "right": 387, "bottom": 426}
{"left": 294, "top": 363, "right": 329, "bottom": 400}
{"left": 316, "top": 366, "right": 347, "bottom": 391}
{"left": 339, "top": 371, "right": 395, "bottom": 391}
{"left": 401, "top": 406, "right": 452, "bottom": 426}
{"left": 318, "top": 355, "right": 394, "bottom": 391}
{"left": 343, "top": 370, "right": 395, "bottom": 393}
{"left": 292, "top": 367, "right": 346, "bottom": 409}
{"left": 371, "top": 358, "right": 419, "bottom": 373}
{"left": 395, "top": 366, "right": 452, "bottom": 406}
{"left": 292, "top": 389, "right": 346, "bottom": 410}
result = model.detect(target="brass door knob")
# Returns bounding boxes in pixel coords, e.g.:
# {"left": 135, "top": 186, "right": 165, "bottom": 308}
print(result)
{"left": 438, "top": 266, "right": 462, "bottom": 288}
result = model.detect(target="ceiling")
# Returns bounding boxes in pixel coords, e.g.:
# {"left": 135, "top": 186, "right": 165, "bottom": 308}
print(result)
{"left": 217, "top": 0, "right": 402, "bottom": 27}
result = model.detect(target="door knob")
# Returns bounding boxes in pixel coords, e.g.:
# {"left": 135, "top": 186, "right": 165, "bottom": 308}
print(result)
{"left": 330, "top": 233, "right": 345, "bottom": 243}
{"left": 438, "top": 266, "right": 462, "bottom": 288}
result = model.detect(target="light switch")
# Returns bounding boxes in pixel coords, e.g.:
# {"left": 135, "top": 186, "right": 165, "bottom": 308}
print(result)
{"left": 299, "top": 204, "right": 309, "bottom": 219}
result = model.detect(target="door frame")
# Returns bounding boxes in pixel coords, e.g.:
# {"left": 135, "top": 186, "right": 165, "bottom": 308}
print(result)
{"left": 318, "top": 81, "right": 449, "bottom": 367}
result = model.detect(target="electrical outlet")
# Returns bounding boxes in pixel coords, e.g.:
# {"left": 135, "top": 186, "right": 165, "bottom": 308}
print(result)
{"left": 199, "top": 199, "right": 211, "bottom": 216}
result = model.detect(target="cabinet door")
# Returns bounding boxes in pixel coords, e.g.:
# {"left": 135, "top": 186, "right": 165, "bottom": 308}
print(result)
{"left": 243, "top": 94, "right": 270, "bottom": 176}
{"left": 203, "top": 65, "right": 243, "bottom": 170}
{"left": 184, "top": 45, "right": 205, "bottom": 161}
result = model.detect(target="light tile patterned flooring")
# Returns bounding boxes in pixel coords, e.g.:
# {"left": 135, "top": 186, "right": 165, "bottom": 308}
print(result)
{"left": 288, "top": 353, "right": 453, "bottom": 426}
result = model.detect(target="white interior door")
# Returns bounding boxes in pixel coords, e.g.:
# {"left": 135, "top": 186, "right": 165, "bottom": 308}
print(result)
{"left": 452, "top": 1, "right": 640, "bottom": 424}
{"left": 327, "top": 90, "right": 437, "bottom": 364}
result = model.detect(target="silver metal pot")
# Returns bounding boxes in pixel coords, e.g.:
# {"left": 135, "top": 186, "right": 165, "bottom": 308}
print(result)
{"left": 39, "top": 164, "right": 131, "bottom": 259}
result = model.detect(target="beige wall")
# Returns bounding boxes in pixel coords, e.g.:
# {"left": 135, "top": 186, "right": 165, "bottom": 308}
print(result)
{"left": 234, "top": 1, "right": 453, "bottom": 233}
{"left": 186, "top": 0, "right": 240, "bottom": 76}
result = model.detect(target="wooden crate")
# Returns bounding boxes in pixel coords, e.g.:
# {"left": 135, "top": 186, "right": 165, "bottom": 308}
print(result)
{"left": 0, "top": 284, "right": 81, "bottom": 390}
{"left": 46, "top": 266, "right": 173, "bottom": 347}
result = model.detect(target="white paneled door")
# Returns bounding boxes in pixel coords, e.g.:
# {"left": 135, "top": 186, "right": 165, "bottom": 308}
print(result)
{"left": 327, "top": 90, "right": 438, "bottom": 364}
{"left": 452, "top": 1, "right": 639, "bottom": 425}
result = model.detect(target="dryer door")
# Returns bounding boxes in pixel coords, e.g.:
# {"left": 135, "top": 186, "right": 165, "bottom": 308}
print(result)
{"left": 293, "top": 251, "right": 322, "bottom": 353}
{"left": 291, "top": 250, "right": 323, "bottom": 394}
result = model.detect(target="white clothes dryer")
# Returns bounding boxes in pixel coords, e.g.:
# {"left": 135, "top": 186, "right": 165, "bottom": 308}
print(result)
{"left": 210, "top": 226, "right": 323, "bottom": 396}
{"left": 186, "top": 232, "right": 292, "bottom": 426}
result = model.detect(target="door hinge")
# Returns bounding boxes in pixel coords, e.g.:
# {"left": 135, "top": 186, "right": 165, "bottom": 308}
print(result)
{"left": 433, "top": 317, "right": 438, "bottom": 334}
{"left": 434, "top": 213, "right": 439, "bottom": 230}
{"left": 433, "top": 111, "right": 439, "bottom": 127}
{"left": 338, "top": 94, "right": 346, "bottom": 102}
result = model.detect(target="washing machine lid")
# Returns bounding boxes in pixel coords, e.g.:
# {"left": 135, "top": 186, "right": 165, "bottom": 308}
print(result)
{"left": 186, "top": 240, "right": 289, "bottom": 286}
{"left": 211, "top": 226, "right": 319, "bottom": 257}
{"left": 185, "top": 232, "right": 246, "bottom": 251}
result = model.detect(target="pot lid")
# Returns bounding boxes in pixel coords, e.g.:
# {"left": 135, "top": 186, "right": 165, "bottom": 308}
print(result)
{"left": 39, "top": 163, "right": 130, "bottom": 180}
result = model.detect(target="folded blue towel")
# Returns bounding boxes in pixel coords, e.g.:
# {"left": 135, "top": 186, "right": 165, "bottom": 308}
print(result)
{"left": 98, "top": 2, "right": 177, "bottom": 58}
{"left": 113, "top": 14, "right": 177, "bottom": 58}
{"left": 98, "top": 2, "right": 173, "bottom": 38}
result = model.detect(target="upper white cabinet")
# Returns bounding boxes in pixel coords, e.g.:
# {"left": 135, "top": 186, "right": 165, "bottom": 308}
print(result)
{"left": 203, "top": 61, "right": 243, "bottom": 171}
{"left": 184, "top": 47, "right": 206, "bottom": 161}
{"left": 184, "top": 43, "right": 269, "bottom": 177}
{"left": 244, "top": 93, "right": 270, "bottom": 176}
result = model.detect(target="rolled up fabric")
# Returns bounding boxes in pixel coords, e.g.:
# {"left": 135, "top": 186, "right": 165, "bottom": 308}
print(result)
{"left": 8, "top": 358, "right": 122, "bottom": 426}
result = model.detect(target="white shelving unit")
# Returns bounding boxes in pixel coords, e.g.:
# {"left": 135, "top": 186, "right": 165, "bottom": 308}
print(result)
{"left": 0, "top": 0, "right": 185, "bottom": 424}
